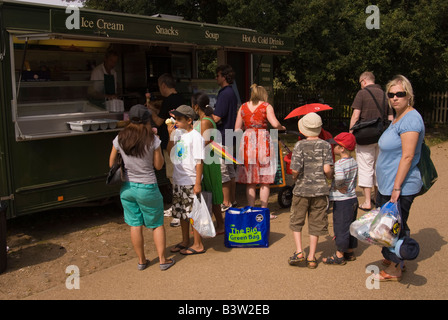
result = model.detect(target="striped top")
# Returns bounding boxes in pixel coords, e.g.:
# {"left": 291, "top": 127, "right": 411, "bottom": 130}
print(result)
{"left": 329, "top": 157, "right": 358, "bottom": 201}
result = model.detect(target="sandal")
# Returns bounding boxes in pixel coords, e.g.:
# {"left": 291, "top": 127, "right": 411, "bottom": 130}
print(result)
{"left": 323, "top": 253, "right": 346, "bottom": 266}
{"left": 358, "top": 203, "right": 372, "bottom": 211}
{"left": 137, "top": 259, "right": 150, "bottom": 271}
{"left": 306, "top": 258, "right": 318, "bottom": 269}
{"left": 288, "top": 251, "right": 306, "bottom": 266}
{"left": 344, "top": 252, "right": 356, "bottom": 261}
{"left": 170, "top": 243, "right": 187, "bottom": 253}
{"left": 376, "top": 270, "right": 401, "bottom": 282}
{"left": 159, "top": 258, "right": 176, "bottom": 271}
{"left": 382, "top": 259, "right": 406, "bottom": 272}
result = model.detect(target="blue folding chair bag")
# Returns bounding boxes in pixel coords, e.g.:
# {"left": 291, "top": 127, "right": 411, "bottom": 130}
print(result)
{"left": 224, "top": 206, "right": 270, "bottom": 248}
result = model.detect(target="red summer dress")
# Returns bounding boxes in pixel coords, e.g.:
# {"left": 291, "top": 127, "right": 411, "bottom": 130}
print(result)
{"left": 236, "top": 102, "right": 277, "bottom": 184}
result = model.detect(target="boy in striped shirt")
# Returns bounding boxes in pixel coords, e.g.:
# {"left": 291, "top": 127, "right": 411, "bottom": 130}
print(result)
{"left": 324, "top": 132, "right": 359, "bottom": 265}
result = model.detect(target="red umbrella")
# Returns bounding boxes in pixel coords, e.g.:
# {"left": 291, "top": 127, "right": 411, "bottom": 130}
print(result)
{"left": 284, "top": 103, "right": 333, "bottom": 120}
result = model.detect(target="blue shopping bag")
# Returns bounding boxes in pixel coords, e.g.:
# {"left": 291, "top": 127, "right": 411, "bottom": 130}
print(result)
{"left": 224, "top": 206, "right": 270, "bottom": 248}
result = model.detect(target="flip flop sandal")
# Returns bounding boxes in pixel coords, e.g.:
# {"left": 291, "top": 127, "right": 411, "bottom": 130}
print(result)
{"left": 358, "top": 204, "right": 372, "bottom": 211}
{"left": 180, "top": 247, "right": 206, "bottom": 255}
{"left": 170, "top": 243, "right": 187, "bottom": 253}
{"left": 377, "top": 270, "right": 401, "bottom": 282}
{"left": 159, "top": 258, "right": 176, "bottom": 271}
{"left": 382, "top": 259, "right": 407, "bottom": 271}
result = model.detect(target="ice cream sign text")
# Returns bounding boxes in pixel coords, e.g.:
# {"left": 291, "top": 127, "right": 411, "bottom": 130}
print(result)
{"left": 65, "top": 6, "right": 124, "bottom": 31}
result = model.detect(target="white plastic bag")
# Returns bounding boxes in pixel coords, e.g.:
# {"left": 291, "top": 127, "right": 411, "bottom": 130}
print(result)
{"left": 350, "top": 208, "right": 381, "bottom": 246}
{"left": 350, "top": 201, "right": 402, "bottom": 247}
{"left": 188, "top": 194, "right": 216, "bottom": 238}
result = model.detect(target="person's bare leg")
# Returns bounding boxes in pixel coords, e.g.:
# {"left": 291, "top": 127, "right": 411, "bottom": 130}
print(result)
{"left": 130, "top": 226, "right": 146, "bottom": 264}
{"left": 246, "top": 184, "right": 256, "bottom": 207}
{"left": 222, "top": 181, "right": 232, "bottom": 207}
{"left": 212, "top": 204, "right": 224, "bottom": 234}
{"left": 360, "top": 186, "right": 372, "bottom": 209}
{"left": 153, "top": 225, "right": 168, "bottom": 264}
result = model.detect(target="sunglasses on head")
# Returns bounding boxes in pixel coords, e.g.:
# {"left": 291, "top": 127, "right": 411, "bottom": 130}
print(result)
{"left": 387, "top": 91, "right": 407, "bottom": 98}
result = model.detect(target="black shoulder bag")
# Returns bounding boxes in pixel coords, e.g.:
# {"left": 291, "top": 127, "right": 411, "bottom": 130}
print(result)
{"left": 350, "top": 88, "right": 389, "bottom": 145}
{"left": 106, "top": 152, "right": 125, "bottom": 185}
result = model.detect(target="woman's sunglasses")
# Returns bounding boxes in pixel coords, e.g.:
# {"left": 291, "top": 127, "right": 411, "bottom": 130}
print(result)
{"left": 387, "top": 91, "right": 407, "bottom": 98}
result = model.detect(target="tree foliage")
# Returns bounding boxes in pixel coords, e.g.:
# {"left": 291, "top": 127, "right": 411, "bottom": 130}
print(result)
{"left": 69, "top": 0, "right": 448, "bottom": 109}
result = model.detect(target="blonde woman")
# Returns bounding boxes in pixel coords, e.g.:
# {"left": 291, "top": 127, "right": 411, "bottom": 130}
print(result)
{"left": 234, "top": 84, "right": 285, "bottom": 218}
{"left": 375, "top": 75, "right": 424, "bottom": 281}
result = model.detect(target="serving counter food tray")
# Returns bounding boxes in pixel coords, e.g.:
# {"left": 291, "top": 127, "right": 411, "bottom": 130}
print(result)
{"left": 67, "top": 119, "right": 118, "bottom": 132}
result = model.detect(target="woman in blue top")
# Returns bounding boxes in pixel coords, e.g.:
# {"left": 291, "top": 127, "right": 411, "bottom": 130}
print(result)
{"left": 375, "top": 75, "right": 424, "bottom": 281}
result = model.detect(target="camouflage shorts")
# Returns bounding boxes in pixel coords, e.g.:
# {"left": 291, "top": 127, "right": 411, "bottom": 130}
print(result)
{"left": 171, "top": 184, "right": 195, "bottom": 220}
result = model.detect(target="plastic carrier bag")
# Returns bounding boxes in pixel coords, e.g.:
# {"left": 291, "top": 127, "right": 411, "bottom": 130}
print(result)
{"left": 369, "top": 201, "right": 401, "bottom": 247}
{"left": 350, "top": 201, "right": 401, "bottom": 247}
{"left": 224, "top": 206, "right": 270, "bottom": 248}
{"left": 187, "top": 194, "right": 216, "bottom": 238}
{"left": 350, "top": 208, "right": 381, "bottom": 246}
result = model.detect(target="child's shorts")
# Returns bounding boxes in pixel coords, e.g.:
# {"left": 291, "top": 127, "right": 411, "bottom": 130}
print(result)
{"left": 172, "top": 184, "right": 195, "bottom": 220}
{"left": 290, "top": 195, "right": 329, "bottom": 236}
{"left": 120, "top": 182, "right": 164, "bottom": 229}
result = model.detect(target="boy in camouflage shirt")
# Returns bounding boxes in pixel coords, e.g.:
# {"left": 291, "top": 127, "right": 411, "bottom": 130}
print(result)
{"left": 288, "top": 113, "right": 333, "bottom": 269}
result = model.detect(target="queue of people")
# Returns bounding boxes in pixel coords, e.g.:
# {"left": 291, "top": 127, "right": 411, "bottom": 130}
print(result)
{"left": 109, "top": 69, "right": 425, "bottom": 283}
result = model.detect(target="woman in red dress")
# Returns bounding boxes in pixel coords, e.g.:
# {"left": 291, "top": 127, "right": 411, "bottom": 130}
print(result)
{"left": 235, "top": 84, "right": 285, "bottom": 218}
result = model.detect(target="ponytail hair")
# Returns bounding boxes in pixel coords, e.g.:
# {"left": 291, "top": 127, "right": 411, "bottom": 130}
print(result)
{"left": 192, "top": 91, "right": 213, "bottom": 116}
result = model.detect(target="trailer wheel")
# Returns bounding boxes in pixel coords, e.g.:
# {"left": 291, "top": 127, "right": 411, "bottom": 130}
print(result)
{"left": 278, "top": 186, "right": 293, "bottom": 208}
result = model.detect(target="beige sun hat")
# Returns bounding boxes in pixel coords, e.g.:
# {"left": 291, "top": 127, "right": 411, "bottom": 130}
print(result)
{"left": 298, "top": 112, "right": 322, "bottom": 137}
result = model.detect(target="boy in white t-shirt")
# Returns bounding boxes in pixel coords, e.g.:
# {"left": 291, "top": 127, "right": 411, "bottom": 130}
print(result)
{"left": 167, "top": 105, "right": 206, "bottom": 255}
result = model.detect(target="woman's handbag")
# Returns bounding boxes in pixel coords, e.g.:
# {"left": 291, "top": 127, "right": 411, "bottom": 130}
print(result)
{"left": 106, "top": 152, "right": 125, "bottom": 185}
{"left": 417, "top": 141, "right": 438, "bottom": 195}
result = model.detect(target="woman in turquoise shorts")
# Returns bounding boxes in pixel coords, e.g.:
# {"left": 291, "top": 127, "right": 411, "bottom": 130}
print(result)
{"left": 109, "top": 104, "right": 175, "bottom": 271}
{"left": 192, "top": 92, "right": 225, "bottom": 234}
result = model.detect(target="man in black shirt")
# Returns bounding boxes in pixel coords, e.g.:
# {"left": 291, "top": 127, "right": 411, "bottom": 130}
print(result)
{"left": 149, "top": 73, "right": 184, "bottom": 221}
{"left": 150, "top": 73, "right": 184, "bottom": 152}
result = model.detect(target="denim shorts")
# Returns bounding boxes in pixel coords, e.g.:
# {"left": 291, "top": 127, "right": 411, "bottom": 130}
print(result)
{"left": 120, "top": 182, "right": 164, "bottom": 228}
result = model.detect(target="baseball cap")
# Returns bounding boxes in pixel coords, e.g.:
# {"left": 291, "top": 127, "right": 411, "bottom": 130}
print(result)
{"left": 170, "top": 105, "right": 197, "bottom": 120}
{"left": 129, "top": 104, "right": 151, "bottom": 124}
{"left": 329, "top": 132, "right": 356, "bottom": 151}
{"left": 298, "top": 112, "right": 322, "bottom": 137}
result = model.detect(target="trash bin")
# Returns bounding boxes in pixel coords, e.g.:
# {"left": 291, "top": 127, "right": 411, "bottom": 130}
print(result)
{"left": 0, "top": 201, "right": 7, "bottom": 274}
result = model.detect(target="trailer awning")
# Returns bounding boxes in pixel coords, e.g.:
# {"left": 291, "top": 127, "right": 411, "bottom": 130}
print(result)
{"left": 2, "top": 1, "right": 294, "bottom": 54}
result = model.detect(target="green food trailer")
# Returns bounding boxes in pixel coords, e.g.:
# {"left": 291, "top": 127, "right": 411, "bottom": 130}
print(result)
{"left": 0, "top": 0, "right": 293, "bottom": 219}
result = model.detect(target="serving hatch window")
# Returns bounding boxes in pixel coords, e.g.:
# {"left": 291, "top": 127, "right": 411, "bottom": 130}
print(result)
{"left": 197, "top": 50, "right": 217, "bottom": 79}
